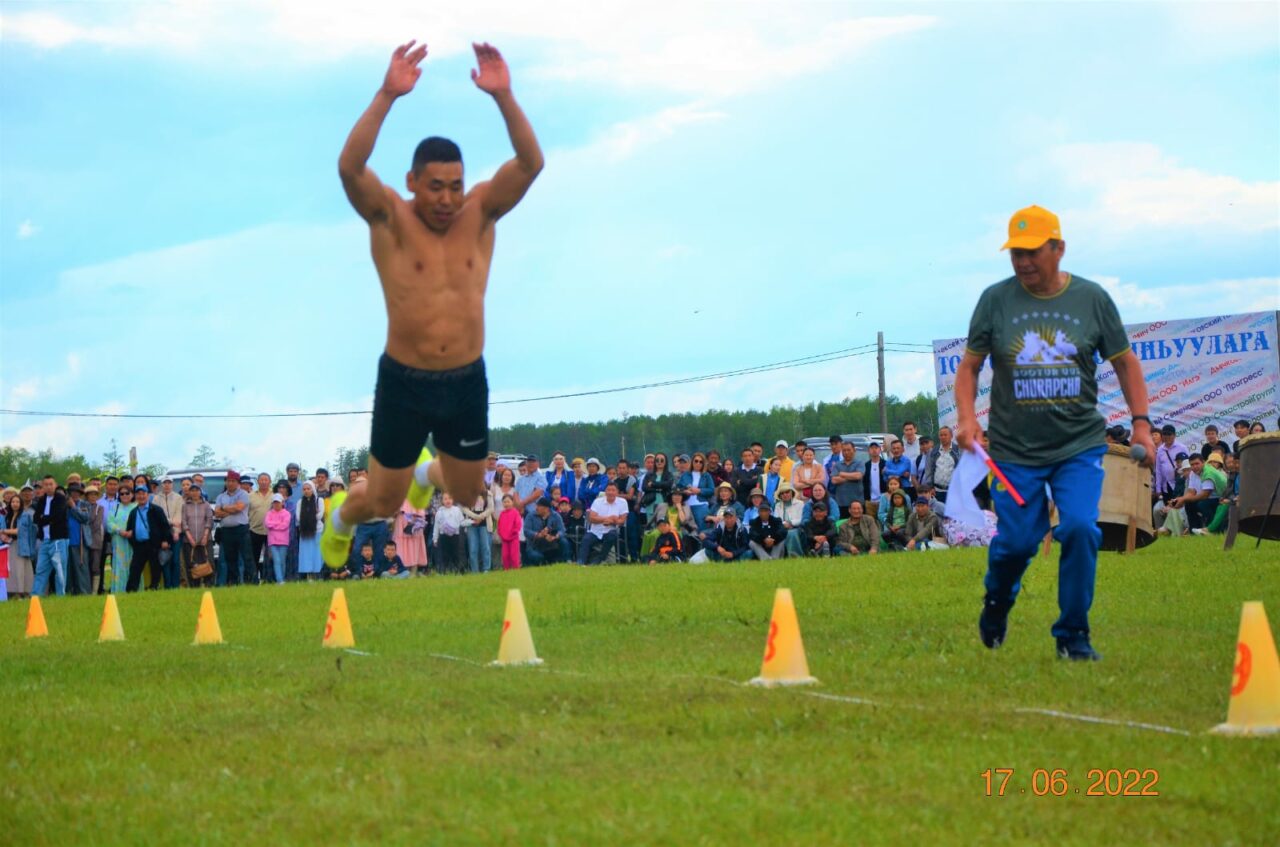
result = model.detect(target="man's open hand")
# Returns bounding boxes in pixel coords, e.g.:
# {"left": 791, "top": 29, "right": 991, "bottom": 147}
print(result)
{"left": 383, "top": 40, "right": 428, "bottom": 98}
{"left": 470, "top": 42, "right": 510, "bottom": 95}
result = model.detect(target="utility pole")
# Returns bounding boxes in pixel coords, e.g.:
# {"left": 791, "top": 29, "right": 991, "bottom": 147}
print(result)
{"left": 877, "top": 331, "right": 888, "bottom": 434}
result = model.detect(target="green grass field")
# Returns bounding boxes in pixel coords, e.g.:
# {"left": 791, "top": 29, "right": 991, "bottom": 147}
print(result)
{"left": 2, "top": 539, "right": 1277, "bottom": 846}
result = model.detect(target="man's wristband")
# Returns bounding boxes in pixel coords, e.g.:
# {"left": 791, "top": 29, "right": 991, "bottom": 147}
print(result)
{"left": 1131, "top": 415, "right": 1152, "bottom": 427}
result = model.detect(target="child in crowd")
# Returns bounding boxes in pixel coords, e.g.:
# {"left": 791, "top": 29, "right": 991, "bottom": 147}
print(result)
{"left": 648, "top": 517, "right": 685, "bottom": 563}
{"left": 432, "top": 493, "right": 465, "bottom": 574}
{"left": 379, "top": 540, "right": 410, "bottom": 579}
{"left": 263, "top": 493, "right": 292, "bottom": 584}
{"left": 496, "top": 494, "right": 523, "bottom": 570}
{"left": 355, "top": 541, "right": 378, "bottom": 580}
{"left": 561, "top": 498, "right": 585, "bottom": 548}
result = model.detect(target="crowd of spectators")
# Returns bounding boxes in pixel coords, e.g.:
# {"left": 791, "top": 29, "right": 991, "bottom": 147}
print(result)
{"left": 0, "top": 416, "right": 1273, "bottom": 600}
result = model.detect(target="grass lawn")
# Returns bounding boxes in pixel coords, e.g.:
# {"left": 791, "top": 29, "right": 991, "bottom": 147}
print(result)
{"left": 2, "top": 538, "right": 1277, "bottom": 845}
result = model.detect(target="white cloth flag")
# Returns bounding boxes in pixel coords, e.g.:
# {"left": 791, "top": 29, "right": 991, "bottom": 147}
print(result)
{"left": 947, "top": 447, "right": 991, "bottom": 531}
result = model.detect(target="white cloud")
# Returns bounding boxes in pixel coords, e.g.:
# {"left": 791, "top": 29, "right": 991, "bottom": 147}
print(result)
{"left": 1168, "top": 2, "right": 1279, "bottom": 58}
{"left": 1, "top": 353, "right": 83, "bottom": 410}
{"left": 576, "top": 102, "right": 727, "bottom": 163}
{"left": 1, "top": 3, "right": 936, "bottom": 97}
{"left": 1095, "top": 275, "right": 1280, "bottom": 319}
{"left": 16, "top": 219, "right": 39, "bottom": 239}
{"left": 1044, "top": 142, "right": 1279, "bottom": 236}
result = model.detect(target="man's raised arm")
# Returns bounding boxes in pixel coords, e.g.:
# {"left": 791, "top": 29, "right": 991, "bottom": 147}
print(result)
{"left": 470, "top": 42, "right": 544, "bottom": 220}
{"left": 339, "top": 40, "right": 428, "bottom": 223}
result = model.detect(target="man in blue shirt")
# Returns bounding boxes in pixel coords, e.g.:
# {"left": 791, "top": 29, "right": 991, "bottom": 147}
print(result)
{"left": 214, "top": 472, "right": 251, "bottom": 586}
{"left": 515, "top": 455, "right": 547, "bottom": 516}
{"left": 882, "top": 439, "right": 915, "bottom": 499}
{"left": 523, "top": 498, "right": 570, "bottom": 564}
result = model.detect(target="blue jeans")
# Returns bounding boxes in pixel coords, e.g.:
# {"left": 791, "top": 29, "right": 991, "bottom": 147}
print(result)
{"left": 525, "top": 538, "right": 572, "bottom": 565}
{"left": 984, "top": 445, "right": 1106, "bottom": 639}
{"left": 467, "top": 525, "right": 492, "bottom": 573}
{"left": 33, "top": 539, "right": 68, "bottom": 596}
{"left": 350, "top": 521, "right": 390, "bottom": 571}
{"left": 689, "top": 504, "right": 710, "bottom": 535}
{"left": 269, "top": 545, "right": 288, "bottom": 583}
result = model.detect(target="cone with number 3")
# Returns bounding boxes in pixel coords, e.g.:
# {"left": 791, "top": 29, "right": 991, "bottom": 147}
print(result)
{"left": 749, "top": 588, "right": 817, "bottom": 687}
{"left": 1211, "top": 601, "right": 1280, "bottom": 736}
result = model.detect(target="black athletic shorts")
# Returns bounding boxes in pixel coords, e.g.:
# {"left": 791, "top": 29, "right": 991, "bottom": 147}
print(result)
{"left": 370, "top": 353, "right": 489, "bottom": 468}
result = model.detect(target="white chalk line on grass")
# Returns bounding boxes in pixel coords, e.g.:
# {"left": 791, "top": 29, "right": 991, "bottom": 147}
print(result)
{"left": 1014, "top": 708, "right": 1192, "bottom": 737}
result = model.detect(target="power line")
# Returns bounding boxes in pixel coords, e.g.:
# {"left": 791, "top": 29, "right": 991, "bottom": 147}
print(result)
{"left": 0, "top": 339, "right": 936, "bottom": 420}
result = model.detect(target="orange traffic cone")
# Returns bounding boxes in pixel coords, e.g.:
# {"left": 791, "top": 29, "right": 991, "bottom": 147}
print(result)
{"left": 490, "top": 589, "right": 543, "bottom": 666}
{"left": 193, "top": 591, "right": 224, "bottom": 645}
{"left": 748, "top": 588, "right": 817, "bottom": 687}
{"left": 322, "top": 588, "right": 355, "bottom": 649}
{"left": 1211, "top": 601, "right": 1280, "bottom": 736}
{"left": 25, "top": 596, "right": 49, "bottom": 638}
{"left": 99, "top": 595, "right": 125, "bottom": 642}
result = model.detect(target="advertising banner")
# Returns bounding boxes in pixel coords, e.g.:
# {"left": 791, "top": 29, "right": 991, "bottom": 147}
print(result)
{"left": 934, "top": 311, "right": 1279, "bottom": 442}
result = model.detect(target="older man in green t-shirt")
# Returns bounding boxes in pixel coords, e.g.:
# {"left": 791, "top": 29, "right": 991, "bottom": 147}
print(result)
{"left": 954, "top": 205, "right": 1156, "bottom": 661}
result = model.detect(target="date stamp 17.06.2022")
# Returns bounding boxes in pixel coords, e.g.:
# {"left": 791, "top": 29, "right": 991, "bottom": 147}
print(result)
{"left": 981, "top": 768, "right": 1160, "bottom": 797}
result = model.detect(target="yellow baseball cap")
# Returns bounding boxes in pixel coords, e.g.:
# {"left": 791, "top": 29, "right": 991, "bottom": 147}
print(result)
{"left": 1001, "top": 205, "right": 1062, "bottom": 250}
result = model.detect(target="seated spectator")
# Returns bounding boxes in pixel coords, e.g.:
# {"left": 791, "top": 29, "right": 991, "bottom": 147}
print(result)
{"left": 904, "top": 497, "right": 943, "bottom": 551}
{"left": 801, "top": 482, "right": 838, "bottom": 524}
{"left": 1231, "top": 419, "right": 1250, "bottom": 455}
{"left": 837, "top": 500, "right": 880, "bottom": 555}
{"left": 1153, "top": 460, "right": 1189, "bottom": 537}
{"left": 1172, "top": 454, "right": 1223, "bottom": 535}
{"left": 702, "top": 482, "right": 744, "bottom": 541}
{"left": 648, "top": 518, "right": 687, "bottom": 564}
{"left": 354, "top": 541, "right": 378, "bottom": 580}
{"left": 559, "top": 498, "right": 584, "bottom": 546}
{"left": 747, "top": 501, "right": 788, "bottom": 560}
{"left": 647, "top": 489, "right": 699, "bottom": 558}
{"left": 580, "top": 483, "right": 628, "bottom": 565}
{"left": 379, "top": 540, "right": 411, "bottom": 578}
{"left": 790, "top": 446, "right": 828, "bottom": 500}
{"left": 881, "top": 491, "right": 911, "bottom": 550}
{"left": 705, "top": 508, "right": 750, "bottom": 562}
{"left": 523, "top": 497, "right": 571, "bottom": 565}
{"left": 802, "top": 501, "right": 838, "bottom": 557}
{"left": 877, "top": 476, "right": 906, "bottom": 526}
{"left": 773, "top": 483, "right": 806, "bottom": 557}
{"left": 578, "top": 458, "right": 609, "bottom": 515}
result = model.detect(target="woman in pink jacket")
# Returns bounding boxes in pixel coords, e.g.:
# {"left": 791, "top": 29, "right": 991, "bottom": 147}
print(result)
{"left": 496, "top": 494, "right": 523, "bottom": 570}
{"left": 263, "top": 494, "right": 293, "bottom": 584}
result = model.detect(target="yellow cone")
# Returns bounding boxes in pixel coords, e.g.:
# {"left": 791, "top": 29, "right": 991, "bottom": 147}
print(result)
{"left": 98, "top": 595, "right": 125, "bottom": 642}
{"left": 1212, "top": 601, "right": 1280, "bottom": 736}
{"left": 193, "top": 591, "right": 224, "bottom": 645}
{"left": 322, "top": 588, "right": 355, "bottom": 649}
{"left": 25, "top": 596, "right": 49, "bottom": 638}
{"left": 748, "top": 588, "right": 818, "bottom": 687}
{"left": 490, "top": 588, "right": 543, "bottom": 666}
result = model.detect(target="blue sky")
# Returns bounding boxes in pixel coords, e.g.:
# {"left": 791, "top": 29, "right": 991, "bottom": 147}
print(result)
{"left": 2, "top": 1, "right": 1277, "bottom": 473}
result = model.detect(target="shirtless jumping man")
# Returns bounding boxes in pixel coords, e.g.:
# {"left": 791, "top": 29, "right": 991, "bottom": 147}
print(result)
{"left": 321, "top": 39, "right": 543, "bottom": 567}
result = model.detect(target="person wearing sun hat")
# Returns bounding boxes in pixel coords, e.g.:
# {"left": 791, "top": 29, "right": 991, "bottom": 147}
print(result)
{"left": 952, "top": 204, "right": 1155, "bottom": 661}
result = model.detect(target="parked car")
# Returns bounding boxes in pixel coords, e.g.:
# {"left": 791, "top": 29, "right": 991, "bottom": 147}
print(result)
{"left": 797, "top": 433, "right": 895, "bottom": 468}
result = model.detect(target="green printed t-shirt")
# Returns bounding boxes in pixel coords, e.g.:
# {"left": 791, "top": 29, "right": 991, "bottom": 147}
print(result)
{"left": 1200, "top": 463, "right": 1228, "bottom": 498}
{"left": 965, "top": 274, "right": 1130, "bottom": 466}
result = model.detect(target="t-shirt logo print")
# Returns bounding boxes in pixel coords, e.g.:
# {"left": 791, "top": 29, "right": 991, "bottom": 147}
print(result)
{"left": 1009, "top": 322, "right": 1083, "bottom": 405}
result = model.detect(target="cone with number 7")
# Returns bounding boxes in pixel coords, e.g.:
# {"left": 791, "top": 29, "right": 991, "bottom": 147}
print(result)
{"left": 1211, "top": 601, "right": 1280, "bottom": 736}
{"left": 748, "top": 588, "right": 817, "bottom": 687}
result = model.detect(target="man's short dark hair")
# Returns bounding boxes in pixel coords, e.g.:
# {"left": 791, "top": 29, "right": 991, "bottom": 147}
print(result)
{"left": 316, "top": 468, "right": 329, "bottom": 476}
{"left": 750, "top": 442, "right": 763, "bottom": 450}
{"left": 1234, "top": 419, "right": 1250, "bottom": 429}
{"left": 903, "top": 421, "right": 916, "bottom": 428}
{"left": 829, "top": 434, "right": 842, "bottom": 444}
{"left": 383, "top": 540, "right": 397, "bottom": 549}
{"left": 42, "top": 474, "right": 55, "bottom": 481}
{"left": 413, "top": 137, "right": 462, "bottom": 173}
{"left": 1204, "top": 425, "right": 1218, "bottom": 433}
{"left": 361, "top": 541, "right": 374, "bottom": 551}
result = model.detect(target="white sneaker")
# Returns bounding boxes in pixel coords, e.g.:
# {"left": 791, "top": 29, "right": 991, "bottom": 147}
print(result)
{"left": 1191, "top": 528, "right": 1209, "bottom": 536}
